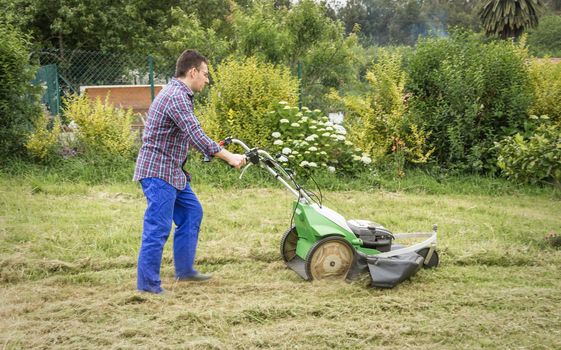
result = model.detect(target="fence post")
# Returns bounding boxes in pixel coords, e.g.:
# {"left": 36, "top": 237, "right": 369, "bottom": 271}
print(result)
{"left": 54, "top": 64, "right": 61, "bottom": 115}
{"left": 297, "top": 61, "right": 302, "bottom": 110}
{"left": 148, "top": 55, "right": 155, "bottom": 102}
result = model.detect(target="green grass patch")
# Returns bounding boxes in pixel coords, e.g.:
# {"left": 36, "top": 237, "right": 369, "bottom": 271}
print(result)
{"left": 0, "top": 169, "right": 560, "bottom": 348}
{"left": 2, "top": 156, "right": 558, "bottom": 197}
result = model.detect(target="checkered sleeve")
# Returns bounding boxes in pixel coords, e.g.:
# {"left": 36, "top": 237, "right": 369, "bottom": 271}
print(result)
{"left": 169, "top": 93, "right": 222, "bottom": 157}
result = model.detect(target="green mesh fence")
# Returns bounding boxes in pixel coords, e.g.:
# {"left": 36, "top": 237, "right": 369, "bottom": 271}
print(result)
{"left": 32, "top": 64, "right": 60, "bottom": 115}
{"left": 32, "top": 50, "right": 177, "bottom": 114}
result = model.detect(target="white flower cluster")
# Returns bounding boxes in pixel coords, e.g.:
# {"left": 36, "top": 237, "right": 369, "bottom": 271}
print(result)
{"left": 271, "top": 101, "right": 373, "bottom": 174}
{"left": 300, "top": 160, "right": 318, "bottom": 168}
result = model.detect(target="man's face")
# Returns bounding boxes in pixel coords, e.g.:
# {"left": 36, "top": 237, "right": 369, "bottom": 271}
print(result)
{"left": 191, "top": 62, "right": 209, "bottom": 92}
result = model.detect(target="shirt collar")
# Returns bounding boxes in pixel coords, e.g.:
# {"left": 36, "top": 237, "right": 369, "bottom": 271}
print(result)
{"left": 172, "top": 77, "right": 194, "bottom": 97}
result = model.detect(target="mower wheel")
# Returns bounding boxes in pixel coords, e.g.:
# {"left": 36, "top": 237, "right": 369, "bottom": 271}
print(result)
{"left": 305, "top": 236, "right": 354, "bottom": 281}
{"left": 280, "top": 226, "right": 298, "bottom": 263}
{"left": 417, "top": 248, "right": 439, "bottom": 269}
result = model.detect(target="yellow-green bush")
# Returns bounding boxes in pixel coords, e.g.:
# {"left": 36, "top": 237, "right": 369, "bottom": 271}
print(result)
{"left": 198, "top": 57, "right": 298, "bottom": 146}
{"left": 64, "top": 95, "right": 137, "bottom": 158}
{"left": 328, "top": 49, "right": 434, "bottom": 167}
{"left": 528, "top": 59, "right": 561, "bottom": 122}
{"left": 329, "top": 49, "right": 405, "bottom": 159}
{"left": 25, "top": 113, "right": 62, "bottom": 162}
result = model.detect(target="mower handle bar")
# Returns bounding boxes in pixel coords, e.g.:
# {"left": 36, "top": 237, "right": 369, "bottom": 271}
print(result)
{"left": 221, "top": 137, "right": 312, "bottom": 203}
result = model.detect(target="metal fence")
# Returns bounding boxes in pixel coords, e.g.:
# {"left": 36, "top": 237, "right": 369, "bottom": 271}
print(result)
{"left": 32, "top": 49, "right": 176, "bottom": 115}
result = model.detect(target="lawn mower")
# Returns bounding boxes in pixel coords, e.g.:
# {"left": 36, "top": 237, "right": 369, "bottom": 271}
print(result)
{"left": 220, "top": 137, "right": 439, "bottom": 288}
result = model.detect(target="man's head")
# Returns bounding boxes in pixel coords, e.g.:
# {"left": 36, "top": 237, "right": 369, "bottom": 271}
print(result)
{"left": 175, "top": 50, "right": 209, "bottom": 92}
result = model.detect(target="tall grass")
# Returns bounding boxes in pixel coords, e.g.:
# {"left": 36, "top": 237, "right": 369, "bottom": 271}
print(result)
{"left": 2, "top": 156, "right": 557, "bottom": 198}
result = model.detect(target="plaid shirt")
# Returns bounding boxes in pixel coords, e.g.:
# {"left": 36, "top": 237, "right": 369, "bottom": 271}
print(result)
{"left": 133, "top": 78, "right": 221, "bottom": 190}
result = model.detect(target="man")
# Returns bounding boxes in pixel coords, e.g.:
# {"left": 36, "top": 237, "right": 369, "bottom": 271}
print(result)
{"left": 133, "top": 50, "right": 246, "bottom": 294}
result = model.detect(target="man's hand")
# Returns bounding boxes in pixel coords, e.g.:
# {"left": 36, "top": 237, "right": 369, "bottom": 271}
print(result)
{"left": 215, "top": 149, "right": 247, "bottom": 169}
{"left": 227, "top": 153, "right": 247, "bottom": 169}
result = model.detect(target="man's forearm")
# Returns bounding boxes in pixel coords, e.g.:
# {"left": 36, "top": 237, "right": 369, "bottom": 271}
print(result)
{"left": 214, "top": 149, "right": 246, "bottom": 169}
{"left": 214, "top": 148, "right": 234, "bottom": 162}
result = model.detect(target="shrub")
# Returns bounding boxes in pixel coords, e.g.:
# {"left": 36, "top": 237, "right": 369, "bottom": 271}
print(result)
{"left": 268, "top": 102, "right": 370, "bottom": 176}
{"left": 496, "top": 118, "right": 561, "bottom": 189}
{"left": 198, "top": 57, "right": 298, "bottom": 146}
{"left": 329, "top": 49, "right": 405, "bottom": 159}
{"left": 25, "top": 113, "right": 62, "bottom": 162}
{"left": 328, "top": 48, "right": 435, "bottom": 175}
{"left": 63, "top": 95, "right": 137, "bottom": 159}
{"left": 528, "top": 58, "right": 561, "bottom": 122}
{"left": 0, "top": 25, "right": 41, "bottom": 160}
{"left": 406, "top": 31, "right": 533, "bottom": 172}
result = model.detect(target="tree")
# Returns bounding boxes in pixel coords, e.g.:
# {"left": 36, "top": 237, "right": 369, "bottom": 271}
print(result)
{"left": 480, "top": 0, "right": 545, "bottom": 39}
{"left": 338, "top": 0, "right": 396, "bottom": 45}
{"left": 527, "top": 15, "right": 561, "bottom": 56}
{"left": 420, "top": 0, "right": 481, "bottom": 34}
{"left": 228, "top": 0, "right": 363, "bottom": 107}
{"left": 232, "top": 2, "right": 292, "bottom": 64}
{"left": 159, "top": 7, "right": 231, "bottom": 65}
{"left": 0, "top": 25, "right": 41, "bottom": 159}
{"left": 389, "top": 0, "right": 426, "bottom": 46}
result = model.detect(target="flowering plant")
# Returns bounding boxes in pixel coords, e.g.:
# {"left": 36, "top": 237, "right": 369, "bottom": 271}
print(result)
{"left": 268, "top": 102, "right": 371, "bottom": 175}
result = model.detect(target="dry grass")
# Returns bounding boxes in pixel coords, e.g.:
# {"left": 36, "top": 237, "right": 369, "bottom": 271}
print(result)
{"left": 1, "top": 176, "right": 560, "bottom": 349}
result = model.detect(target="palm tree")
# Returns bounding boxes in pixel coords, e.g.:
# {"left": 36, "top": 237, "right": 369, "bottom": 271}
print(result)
{"left": 480, "top": 0, "right": 545, "bottom": 39}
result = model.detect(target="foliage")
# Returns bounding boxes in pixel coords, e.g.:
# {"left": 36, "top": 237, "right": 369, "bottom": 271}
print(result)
{"left": 479, "top": 0, "right": 544, "bottom": 39}
{"left": 0, "top": 24, "right": 41, "bottom": 160}
{"left": 406, "top": 31, "right": 533, "bottom": 172}
{"left": 268, "top": 102, "right": 370, "bottom": 176}
{"left": 328, "top": 48, "right": 434, "bottom": 173}
{"left": 338, "top": 0, "right": 481, "bottom": 46}
{"left": 25, "top": 114, "right": 62, "bottom": 162}
{"left": 0, "top": 0, "right": 181, "bottom": 55}
{"left": 329, "top": 49, "right": 402, "bottom": 158}
{"left": 527, "top": 15, "right": 561, "bottom": 57}
{"left": 158, "top": 7, "right": 231, "bottom": 65}
{"left": 198, "top": 57, "right": 298, "bottom": 147}
{"left": 63, "top": 94, "right": 137, "bottom": 159}
{"left": 496, "top": 117, "right": 561, "bottom": 189}
{"left": 528, "top": 58, "right": 561, "bottom": 121}
{"left": 230, "top": 0, "right": 363, "bottom": 108}
{"left": 232, "top": 2, "right": 292, "bottom": 64}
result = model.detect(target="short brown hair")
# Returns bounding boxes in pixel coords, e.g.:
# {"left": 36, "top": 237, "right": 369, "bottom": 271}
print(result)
{"left": 174, "top": 50, "right": 208, "bottom": 78}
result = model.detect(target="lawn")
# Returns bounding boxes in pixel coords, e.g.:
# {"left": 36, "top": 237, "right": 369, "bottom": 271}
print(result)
{"left": 1, "top": 173, "right": 560, "bottom": 349}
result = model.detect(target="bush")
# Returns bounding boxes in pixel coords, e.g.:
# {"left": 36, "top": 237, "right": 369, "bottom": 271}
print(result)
{"left": 328, "top": 48, "right": 434, "bottom": 176}
{"left": 528, "top": 58, "right": 561, "bottom": 122}
{"left": 496, "top": 118, "right": 561, "bottom": 189}
{"left": 198, "top": 57, "right": 298, "bottom": 146}
{"left": 406, "top": 31, "right": 533, "bottom": 172}
{"left": 0, "top": 24, "right": 41, "bottom": 160}
{"left": 268, "top": 102, "right": 370, "bottom": 176}
{"left": 63, "top": 94, "right": 137, "bottom": 159}
{"left": 527, "top": 15, "right": 561, "bottom": 57}
{"left": 25, "top": 113, "right": 62, "bottom": 162}
{"left": 329, "top": 49, "right": 405, "bottom": 159}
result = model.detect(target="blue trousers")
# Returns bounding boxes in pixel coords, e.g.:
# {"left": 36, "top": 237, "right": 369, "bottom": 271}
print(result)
{"left": 138, "top": 177, "right": 203, "bottom": 293}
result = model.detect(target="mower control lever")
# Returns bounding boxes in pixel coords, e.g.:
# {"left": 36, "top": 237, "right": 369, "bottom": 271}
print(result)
{"left": 245, "top": 148, "right": 260, "bottom": 165}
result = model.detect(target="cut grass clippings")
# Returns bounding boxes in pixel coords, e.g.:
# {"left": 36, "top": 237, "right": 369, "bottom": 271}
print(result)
{"left": 0, "top": 174, "right": 560, "bottom": 349}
